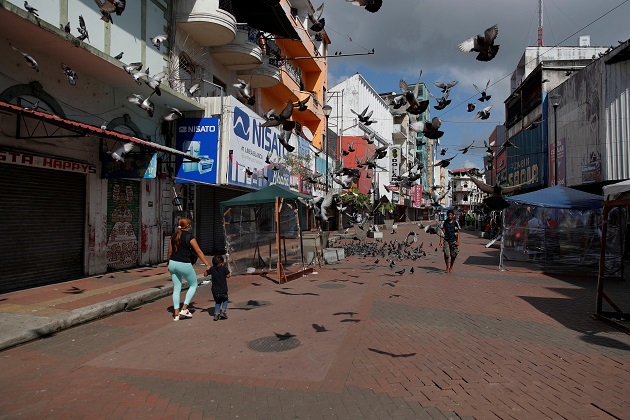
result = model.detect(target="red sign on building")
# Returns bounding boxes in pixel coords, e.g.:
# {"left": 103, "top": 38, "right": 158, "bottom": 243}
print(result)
{"left": 413, "top": 185, "right": 423, "bottom": 207}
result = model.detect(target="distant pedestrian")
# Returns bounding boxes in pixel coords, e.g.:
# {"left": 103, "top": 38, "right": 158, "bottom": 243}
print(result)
{"left": 439, "top": 209, "right": 461, "bottom": 273}
{"left": 208, "top": 255, "right": 231, "bottom": 321}
{"left": 167, "top": 218, "right": 211, "bottom": 321}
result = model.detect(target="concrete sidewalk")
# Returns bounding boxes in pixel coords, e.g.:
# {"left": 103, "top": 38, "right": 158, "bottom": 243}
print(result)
{"left": 0, "top": 264, "right": 195, "bottom": 351}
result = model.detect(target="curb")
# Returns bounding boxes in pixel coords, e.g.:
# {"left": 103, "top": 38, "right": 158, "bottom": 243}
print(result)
{"left": 0, "top": 273, "right": 204, "bottom": 352}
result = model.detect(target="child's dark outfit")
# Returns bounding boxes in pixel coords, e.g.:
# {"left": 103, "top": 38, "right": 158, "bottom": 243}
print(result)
{"left": 209, "top": 264, "right": 230, "bottom": 321}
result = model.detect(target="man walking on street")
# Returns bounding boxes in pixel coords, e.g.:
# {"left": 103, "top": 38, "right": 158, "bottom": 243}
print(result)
{"left": 440, "top": 209, "right": 461, "bottom": 273}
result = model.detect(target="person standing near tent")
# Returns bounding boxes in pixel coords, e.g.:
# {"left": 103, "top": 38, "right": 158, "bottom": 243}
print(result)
{"left": 167, "top": 217, "right": 211, "bottom": 321}
{"left": 439, "top": 209, "right": 461, "bottom": 273}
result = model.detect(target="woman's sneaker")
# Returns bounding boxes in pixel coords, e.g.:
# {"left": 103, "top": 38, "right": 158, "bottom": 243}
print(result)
{"left": 213, "top": 314, "right": 219, "bottom": 321}
{"left": 179, "top": 309, "right": 193, "bottom": 318}
{"left": 220, "top": 312, "right": 228, "bottom": 320}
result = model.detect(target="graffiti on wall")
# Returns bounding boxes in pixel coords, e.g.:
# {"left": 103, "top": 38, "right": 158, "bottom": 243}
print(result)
{"left": 106, "top": 180, "right": 139, "bottom": 270}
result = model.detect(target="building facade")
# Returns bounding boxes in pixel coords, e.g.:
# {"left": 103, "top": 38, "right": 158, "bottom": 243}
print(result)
{"left": 328, "top": 74, "right": 393, "bottom": 198}
{"left": 0, "top": 0, "right": 202, "bottom": 293}
{"left": 0, "top": 0, "right": 330, "bottom": 293}
{"left": 449, "top": 168, "right": 485, "bottom": 214}
{"left": 501, "top": 40, "right": 612, "bottom": 192}
{"left": 168, "top": 0, "right": 331, "bottom": 251}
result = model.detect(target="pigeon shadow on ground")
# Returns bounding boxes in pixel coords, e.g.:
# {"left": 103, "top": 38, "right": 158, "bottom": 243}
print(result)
{"left": 367, "top": 347, "right": 416, "bottom": 358}
{"left": 416, "top": 265, "right": 445, "bottom": 273}
{"left": 63, "top": 287, "right": 86, "bottom": 294}
{"left": 275, "top": 290, "right": 320, "bottom": 296}
{"left": 463, "top": 255, "right": 500, "bottom": 267}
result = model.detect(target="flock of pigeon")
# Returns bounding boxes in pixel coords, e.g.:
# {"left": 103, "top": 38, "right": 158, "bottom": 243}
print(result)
{"left": 257, "top": 4, "right": 503, "bottom": 226}
{"left": 332, "top": 231, "right": 438, "bottom": 277}
{"left": 13, "top": 1, "right": 503, "bottom": 190}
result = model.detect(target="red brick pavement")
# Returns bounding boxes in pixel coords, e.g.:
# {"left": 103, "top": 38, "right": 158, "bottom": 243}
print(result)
{"left": 0, "top": 222, "right": 629, "bottom": 419}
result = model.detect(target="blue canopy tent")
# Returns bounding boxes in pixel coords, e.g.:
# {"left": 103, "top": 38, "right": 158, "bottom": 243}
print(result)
{"left": 504, "top": 185, "right": 602, "bottom": 209}
{"left": 500, "top": 186, "right": 605, "bottom": 272}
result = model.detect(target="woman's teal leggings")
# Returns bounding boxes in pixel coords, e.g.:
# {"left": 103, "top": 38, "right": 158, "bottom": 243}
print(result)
{"left": 168, "top": 260, "right": 198, "bottom": 308}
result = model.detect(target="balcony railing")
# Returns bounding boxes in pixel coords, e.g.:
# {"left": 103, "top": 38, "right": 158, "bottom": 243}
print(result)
{"left": 282, "top": 61, "right": 303, "bottom": 89}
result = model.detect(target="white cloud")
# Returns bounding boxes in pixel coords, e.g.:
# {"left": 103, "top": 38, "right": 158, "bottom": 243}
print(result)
{"left": 322, "top": 0, "right": 629, "bottom": 169}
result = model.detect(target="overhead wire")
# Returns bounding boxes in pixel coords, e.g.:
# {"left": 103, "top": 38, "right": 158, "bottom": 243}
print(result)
{"left": 437, "top": 0, "right": 629, "bottom": 118}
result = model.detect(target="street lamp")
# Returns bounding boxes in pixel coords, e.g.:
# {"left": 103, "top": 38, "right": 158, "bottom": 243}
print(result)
{"left": 322, "top": 104, "right": 332, "bottom": 193}
{"left": 550, "top": 93, "right": 561, "bottom": 186}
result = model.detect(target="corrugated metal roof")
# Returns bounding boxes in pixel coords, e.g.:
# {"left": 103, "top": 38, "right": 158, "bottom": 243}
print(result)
{"left": 0, "top": 101, "right": 199, "bottom": 161}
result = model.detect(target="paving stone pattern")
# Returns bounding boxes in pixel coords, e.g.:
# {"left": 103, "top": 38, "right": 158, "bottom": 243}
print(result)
{"left": 0, "top": 223, "right": 628, "bottom": 419}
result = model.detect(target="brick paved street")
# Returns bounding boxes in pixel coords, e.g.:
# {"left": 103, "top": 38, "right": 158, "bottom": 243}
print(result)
{"left": 1, "top": 223, "right": 629, "bottom": 419}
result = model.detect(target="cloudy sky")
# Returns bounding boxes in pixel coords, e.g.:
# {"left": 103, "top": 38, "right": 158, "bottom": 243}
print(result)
{"left": 322, "top": 0, "right": 629, "bottom": 171}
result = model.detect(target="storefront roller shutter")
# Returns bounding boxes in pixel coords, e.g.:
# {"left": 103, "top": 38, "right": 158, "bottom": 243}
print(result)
{"left": 0, "top": 164, "right": 85, "bottom": 293}
{"left": 197, "top": 186, "right": 242, "bottom": 255}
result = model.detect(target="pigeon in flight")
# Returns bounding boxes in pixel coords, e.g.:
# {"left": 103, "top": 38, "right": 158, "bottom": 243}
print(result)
{"left": 61, "top": 64, "right": 78, "bottom": 85}
{"left": 475, "top": 106, "right": 492, "bottom": 120}
{"left": 389, "top": 94, "right": 406, "bottom": 111}
{"left": 458, "top": 140, "right": 475, "bottom": 154}
{"left": 77, "top": 15, "right": 90, "bottom": 42}
{"left": 467, "top": 103, "right": 476, "bottom": 112}
{"left": 301, "top": 191, "right": 336, "bottom": 223}
{"left": 278, "top": 126, "right": 295, "bottom": 152}
{"left": 188, "top": 83, "right": 200, "bottom": 96}
{"left": 433, "top": 154, "right": 458, "bottom": 168}
{"left": 434, "top": 80, "right": 458, "bottom": 94}
{"left": 140, "top": 94, "right": 155, "bottom": 117}
{"left": 10, "top": 44, "right": 39, "bottom": 72}
{"left": 292, "top": 95, "right": 310, "bottom": 111}
{"left": 431, "top": 91, "right": 451, "bottom": 110}
{"left": 108, "top": 142, "right": 134, "bottom": 162}
{"left": 468, "top": 175, "right": 529, "bottom": 210}
{"left": 94, "top": 0, "right": 126, "bottom": 22}
{"left": 400, "top": 73, "right": 429, "bottom": 115}
{"left": 409, "top": 117, "right": 444, "bottom": 140}
{"left": 144, "top": 71, "right": 165, "bottom": 96}
{"left": 350, "top": 105, "right": 373, "bottom": 124}
{"left": 458, "top": 24, "right": 500, "bottom": 62}
{"left": 24, "top": 1, "right": 38, "bottom": 17}
{"left": 234, "top": 79, "right": 255, "bottom": 105}
{"left": 474, "top": 80, "right": 492, "bottom": 102}
{"left": 261, "top": 101, "right": 295, "bottom": 131}
{"left": 430, "top": 185, "right": 451, "bottom": 206}
{"left": 362, "top": 131, "right": 376, "bottom": 144}
{"left": 163, "top": 106, "right": 183, "bottom": 121}
{"left": 151, "top": 34, "right": 167, "bottom": 50}
{"left": 128, "top": 93, "right": 154, "bottom": 117}
{"left": 346, "top": 0, "right": 382, "bottom": 13}
{"left": 307, "top": 3, "right": 325, "bottom": 32}
{"left": 440, "top": 148, "right": 448, "bottom": 156}
{"left": 132, "top": 71, "right": 146, "bottom": 85}
{"left": 123, "top": 62, "right": 142, "bottom": 74}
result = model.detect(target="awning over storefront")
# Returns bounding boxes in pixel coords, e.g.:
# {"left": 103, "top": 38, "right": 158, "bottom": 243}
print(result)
{"left": 0, "top": 101, "right": 199, "bottom": 161}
